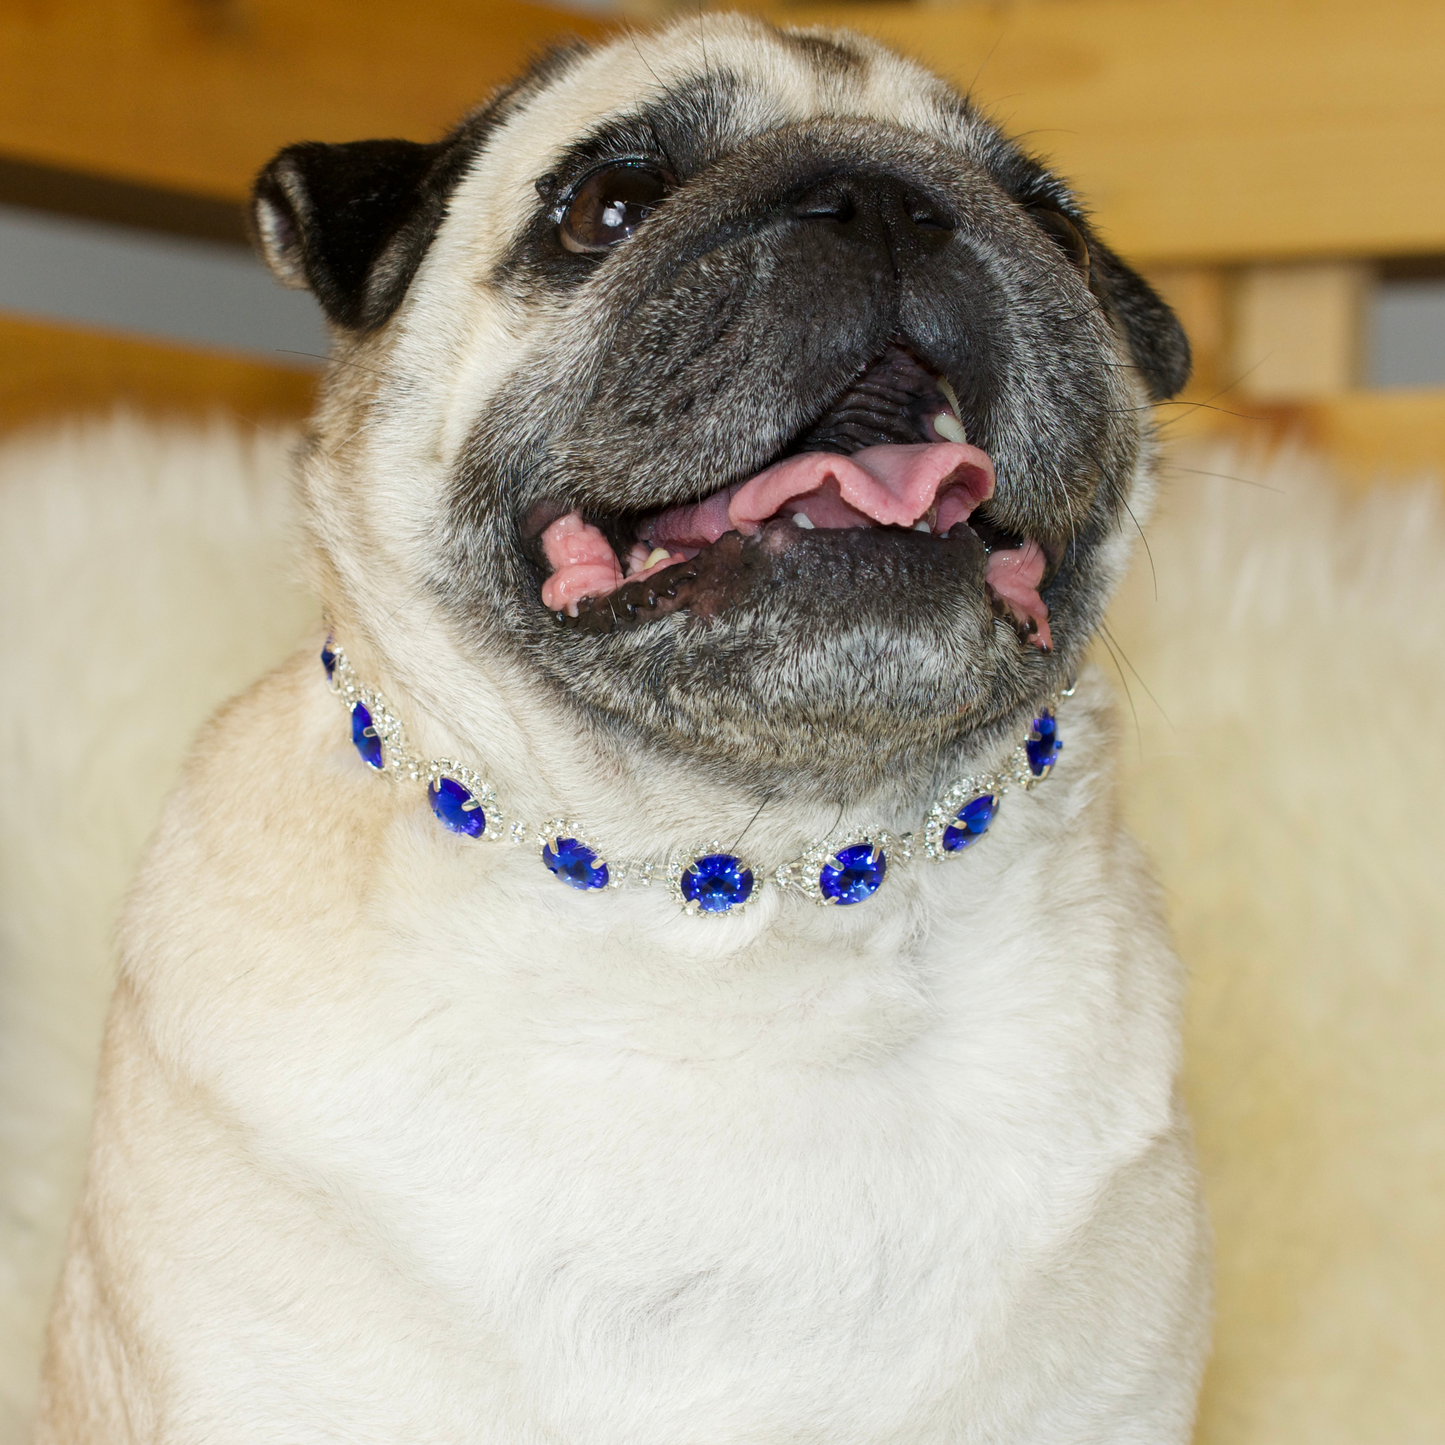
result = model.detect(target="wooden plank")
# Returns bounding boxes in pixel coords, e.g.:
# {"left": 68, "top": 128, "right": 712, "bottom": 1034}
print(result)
{"left": 775, "top": 0, "right": 1445, "bottom": 265}
{"left": 0, "top": 0, "right": 606, "bottom": 205}
{"left": 0, "top": 312, "right": 315, "bottom": 432}
{"left": 1284, "top": 390, "right": 1445, "bottom": 486}
{"left": 0, "top": 153, "right": 247, "bottom": 244}
{"left": 1230, "top": 262, "right": 1372, "bottom": 400}
{"left": 1157, "top": 387, "right": 1445, "bottom": 491}
{"left": 3, "top": 0, "right": 1442, "bottom": 265}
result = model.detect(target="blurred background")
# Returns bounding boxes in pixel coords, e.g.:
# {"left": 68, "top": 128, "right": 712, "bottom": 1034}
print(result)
{"left": 1, "top": 3, "right": 1442, "bottom": 1444}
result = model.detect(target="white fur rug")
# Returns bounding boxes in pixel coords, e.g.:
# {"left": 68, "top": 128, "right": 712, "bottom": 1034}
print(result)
{"left": 0, "top": 416, "right": 1440, "bottom": 1443}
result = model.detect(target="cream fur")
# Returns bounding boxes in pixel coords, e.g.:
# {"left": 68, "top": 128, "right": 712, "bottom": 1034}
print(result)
{"left": 1, "top": 418, "right": 1441, "bottom": 1440}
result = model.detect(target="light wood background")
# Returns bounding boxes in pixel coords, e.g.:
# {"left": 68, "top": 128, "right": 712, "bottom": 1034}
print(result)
{"left": 3, "top": 0, "right": 1442, "bottom": 481}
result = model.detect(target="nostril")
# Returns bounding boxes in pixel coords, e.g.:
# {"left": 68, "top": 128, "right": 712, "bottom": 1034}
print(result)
{"left": 907, "top": 196, "right": 954, "bottom": 232}
{"left": 788, "top": 176, "right": 952, "bottom": 239}
{"left": 794, "top": 189, "right": 856, "bottom": 224}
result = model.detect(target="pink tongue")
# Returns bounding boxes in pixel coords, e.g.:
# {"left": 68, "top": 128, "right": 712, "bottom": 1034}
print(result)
{"left": 538, "top": 512, "right": 623, "bottom": 611}
{"left": 986, "top": 541, "right": 1052, "bottom": 651}
{"left": 646, "top": 442, "right": 994, "bottom": 550}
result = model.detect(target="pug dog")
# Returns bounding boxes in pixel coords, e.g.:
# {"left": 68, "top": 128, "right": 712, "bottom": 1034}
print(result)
{"left": 38, "top": 14, "right": 1211, "bottom": 1443}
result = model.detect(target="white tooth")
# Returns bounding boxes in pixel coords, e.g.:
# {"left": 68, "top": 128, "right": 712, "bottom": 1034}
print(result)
{"left": 934, "top": 411, "right": 967, "bottom": 444}
{"left": 644, "top": 546, "right": 671, "bottom": 568}
{"left": 938, "top": 377, "right": 964, "bottom": 417}
{"left": 914, "top": 520, "right": 931, "bottom": 532}
{"left": 791, "top": 513, "right": 815, "bottom": 530}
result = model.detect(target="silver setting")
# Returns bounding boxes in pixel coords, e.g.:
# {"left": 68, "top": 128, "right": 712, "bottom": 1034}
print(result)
{"left": 332, "top": 648, "right": 420, "bottom": 782}
{"left": 924, "top": 779, "right": 1003, "bottom": 860}
{"left": 777, "top": 829, "right": 900, "bottom": 907}
{"left": 666, "top": 845, "right": 759, "bottom": 918}
{"left": 424, "top": 760, "right": 504, "bottom": 841}
{"left": 537, "top": 819, "right": 616, "bottom": 889}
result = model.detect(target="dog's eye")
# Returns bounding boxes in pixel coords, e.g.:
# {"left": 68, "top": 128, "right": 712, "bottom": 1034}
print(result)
{"left": 556, "top": 163, "right": 674, "bottom": 255}
{"left": 1028, "top": 205, "right": 1090, "bottom": 282}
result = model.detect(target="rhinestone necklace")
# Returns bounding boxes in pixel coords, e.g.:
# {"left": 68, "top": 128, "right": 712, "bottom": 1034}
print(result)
{"left": 321, "top": 634, "right": 1065, "bottom": 917}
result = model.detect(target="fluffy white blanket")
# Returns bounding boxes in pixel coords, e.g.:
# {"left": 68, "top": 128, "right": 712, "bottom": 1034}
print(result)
{"left": 0, "top": 416, "right": 1439, "bottom": 1443}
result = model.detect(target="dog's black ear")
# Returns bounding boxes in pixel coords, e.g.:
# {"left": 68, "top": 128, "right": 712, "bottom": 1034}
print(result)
{"left": 250, "top": 138, "right": 452, "bottom": 332}
{"left": 1087, "top": 241, "right": 1192, "bottom": 401}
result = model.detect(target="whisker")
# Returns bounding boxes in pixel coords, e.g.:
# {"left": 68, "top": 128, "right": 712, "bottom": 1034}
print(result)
{"left": 1169, "top": 464, "right": 1284, "bottom": 494}
{"left": 1096, "top": 629, "right": 1141, "bottom": 755}
{"left": 1122, "top": 498, "right": 1157, "bottom": 601}
{"left": 1100, "top": 622, "right": 1172, "bottom": 730}
{"left": 730, "top": 791, "right": 774, "bottom": 852}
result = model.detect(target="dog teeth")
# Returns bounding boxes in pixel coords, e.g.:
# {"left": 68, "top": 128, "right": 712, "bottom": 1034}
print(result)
{"left": 933, "top": 411, "right": 967, "bottom": 444}
{"left": 644, "top": 546, "right": 671, "bottom": 568}
{"left": 791, "top": 513, "right": 815, "bottom": 530}
{"left": 913, "top": 520, "right": 931, "bottom": 532}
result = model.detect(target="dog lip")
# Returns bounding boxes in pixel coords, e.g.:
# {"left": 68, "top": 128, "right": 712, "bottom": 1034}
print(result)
{"left": 550, "top": 523, "right": 992, "bottom": 634}
{"left": 536, "top": 440, "right": 995, "bottom": 614}
{"left": 545, "top": 511, "right": 1054, "bottom": 650}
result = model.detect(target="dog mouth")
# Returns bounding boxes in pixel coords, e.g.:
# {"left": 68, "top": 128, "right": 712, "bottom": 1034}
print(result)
{"left": 529, "top": 345, "right": 1056, "bottom": 650}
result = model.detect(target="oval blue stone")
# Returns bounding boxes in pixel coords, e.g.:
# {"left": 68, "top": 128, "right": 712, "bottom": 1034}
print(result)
{"left": 350, "top": 701, "right": 384, "bottom": 770}
{"left": 1026, "top": 708, "right": 1062, "bottom": 777}
{"left": 320, "top": 637, "right": 337, "bottom": 681}
{"left": 680, "top": 853, "right": 754, "bottom": 913}
{"left": 429, "top": 776, "right": 485, "bottom": 839}
{"left": 818, "top": 842, "right": 887, "bottom": 905}
{"left": 942, "top": 792, "right": 999, "bottom": 852}
{"left": 543, "top": 836, "right": 609, "bottom": 891}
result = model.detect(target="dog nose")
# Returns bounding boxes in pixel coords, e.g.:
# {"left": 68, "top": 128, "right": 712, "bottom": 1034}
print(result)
{"left": 789, "top": 173, "right": 955, "bottom": 258}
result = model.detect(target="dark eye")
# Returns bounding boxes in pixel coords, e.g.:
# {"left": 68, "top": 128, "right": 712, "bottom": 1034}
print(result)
{"left": 1028, "top": 205, "right": 1091, "bottom": 282}
{"left": 556, "top": 162, "right": 674, "bottom": 255}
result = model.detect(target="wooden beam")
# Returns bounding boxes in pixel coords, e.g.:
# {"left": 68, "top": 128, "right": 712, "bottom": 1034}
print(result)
{"left": 774, "top": 0, "right": 1445, "bottom": 266}
{"left": 0, "top": 313, "right": 315, "bottom": 432}
{"left": 0, "top": 0, "right": 606, "bottom": 205}
{"left": 1274, "top": 390, "right": 1445, "bottom": 487}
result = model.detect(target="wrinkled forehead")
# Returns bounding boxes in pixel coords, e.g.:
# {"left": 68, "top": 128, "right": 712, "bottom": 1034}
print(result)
{"left": 460, "top": 18, "right": 981, "bottom": 231}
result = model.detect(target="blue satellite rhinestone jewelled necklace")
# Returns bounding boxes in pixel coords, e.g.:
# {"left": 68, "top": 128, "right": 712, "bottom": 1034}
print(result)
{"left": 321, "top": 634, "right": 1065, "bottom": 917}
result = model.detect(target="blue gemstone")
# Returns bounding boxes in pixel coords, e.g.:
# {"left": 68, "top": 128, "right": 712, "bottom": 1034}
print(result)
{"left": 320, "top": 637, "right": 337, "bottom": 681}
{"left": 543, "top": 836, "right": 609, "bottom": 891}
{"left": 350, "top": 702, "right": 384, "bottom": 769}
{"left": 942, "top": 792, "right": 999, "bottom": 852}
{"left": 1026, "top": 708, "right": 1062, "bottom": 777}
{"left": 429, "top": 776, "right": 485, "bottom": 838}
{"left": 818, "top": 842, "right": 887, "bottom": 905}
{"left": 680, "top": 853, "right": 754, "bottom": 913}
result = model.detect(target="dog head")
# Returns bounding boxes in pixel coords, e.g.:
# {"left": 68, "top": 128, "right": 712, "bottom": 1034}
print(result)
{"left": 253, "top": 15, "right": 1186, "bottom": 803}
